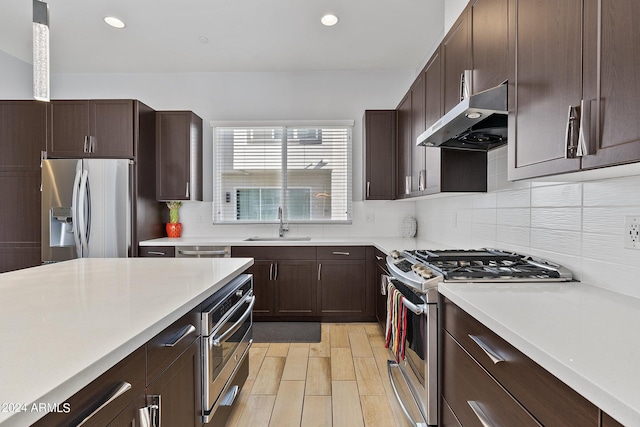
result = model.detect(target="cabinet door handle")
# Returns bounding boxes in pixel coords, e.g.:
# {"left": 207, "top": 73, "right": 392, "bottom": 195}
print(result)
{"left": 147, "top": 251, "right": 166, "bottom": 256}
{"left": 467, "top": 401, "right": 496, "bottom": 427}
{"left": 269, "top": 263, "right": 273, "bottom": 281}
{"left": 418, "top": 170, "right": 426, "bottom": 191}
{"left": 74, "top": 382, "right": 132, "bottom": 426}
{"left": 83, "top": 136, "right": 89, "bottom": 153}
{"left": 577, "top": 99, "right": 591, "bottom": 157}
{"left": 366, "top": 181, "right": 371, "bottom": 198}
{"left": 318, "top": 263, "right": 322, "bottom": 281}
{"left": 332, "top": 251, "right": 350, "bottom": 256}
{"left": 185, "top": 182, "right": 190, "bottom": 198}
{"left": 274, "top": 263, "right": 278, "bottom": 281}
{"left": 90, "top": 136, "right": 96, "bottom": 153}
{"left": 468, "top": 334, "right": 505, "bottom": 364}
{"left": 162, "top": 324, "right": 196, "bottom": 347}
{"left": 565, "top": 105, "right": 579, "bottom": 158}
{"left": 139, "top": 395, "right": 161, "bottom": 427}
{"left": 375, "top": 255, "right": 384, "bottom": 261}
{"left": 405, "top": 176, "right": 411, "bottom": 195}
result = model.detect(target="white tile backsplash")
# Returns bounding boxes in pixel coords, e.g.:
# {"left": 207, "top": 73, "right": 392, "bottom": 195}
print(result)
{"left": 414, "top": 153, "right": 640, "bottom": 298}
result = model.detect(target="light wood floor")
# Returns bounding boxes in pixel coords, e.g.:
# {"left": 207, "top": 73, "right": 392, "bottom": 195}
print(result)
{"left": 226, "top": 323, "right": 413, "bottom": 427}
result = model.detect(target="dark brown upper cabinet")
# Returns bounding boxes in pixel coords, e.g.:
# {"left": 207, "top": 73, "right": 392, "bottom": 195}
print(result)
{"left": 441, "top": 7, "right": 472, "bottom": 114}
{"left": 48, "top": 100, "right": 135, "bottom": 158}
{"left": 363, "top": 110, "right": 396, "bottom": 200}
{"left": 423, "top": 50, "right": 444, "bottom": 195}
{"left": 0, "top": 101, "right": 47, "bottom": 272}
{"left": 156, "top": 111, "right": 203, "bottom": 201}
{"left": 581, "top": 0, "right": 640, "bottom": 170}
{"left": 509, "top": 0, "right": 640, "bottom": 180}
{"left": 470, "top": 0, "right": 509, "bottom": 93}
{"left": 396, "top": 92, "right": 413, "bottom": 198}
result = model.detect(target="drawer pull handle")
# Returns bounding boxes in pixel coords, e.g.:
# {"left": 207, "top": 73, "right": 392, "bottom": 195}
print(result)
{"left": 163, "top": 324, "right": 196, "bottom": 347}
{"left": 75, "top": 381, "right": 132, "bottom": 426}
{"left": 467, "top": 401, "right": 496, "bottom": 427}
{"left": 375, "top": 255, "right": 383, "bottom": 261}
{"left": 332, "top": 251, "right": 350, "bottom": 256}
{"left": 220, "top": 385, "right": 240, "bottom": 407}
{"left": 468, "top": 334, "right": 504, "bottom": 364}
{"left": 147, "top": 251, "right": 166, "bottom": 256}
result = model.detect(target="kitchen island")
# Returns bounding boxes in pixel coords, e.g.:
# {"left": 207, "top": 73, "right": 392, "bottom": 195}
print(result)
{"left": 0, "top": 257, "right": 253, "bottom": 426}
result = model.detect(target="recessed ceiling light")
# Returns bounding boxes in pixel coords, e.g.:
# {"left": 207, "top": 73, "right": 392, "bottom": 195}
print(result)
{"left": 321, "top": 14, "right": 339, "bottom": 26}
{"left": 104, "top": 16, "right": 126, "bottom": 29}
{"left": 198, "top": 36, "right": 209, "bottom": 44}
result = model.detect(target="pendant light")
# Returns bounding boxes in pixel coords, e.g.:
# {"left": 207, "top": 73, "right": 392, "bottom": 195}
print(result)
{"left": 33, "top": 0, "right": 50, "bottom": 102}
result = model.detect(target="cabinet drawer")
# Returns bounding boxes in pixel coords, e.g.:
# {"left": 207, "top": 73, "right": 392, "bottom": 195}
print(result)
{"left": 442, "top": 331, "right": 541, "bottom": 427}
{"left": 442, "top": 297, "right": 599, "bottom": 427}
{"left": 139, "top": 246, "right": 175, "bottom": 257}
{"left": 373, "top": 247, "right": 387, "bottom": 267}
{"left": 32, "top": 346, "right": 146, "bottom": 427}
{"left": 317, "top": 246, "right": 366, "bottom": 260}
{"left": 232, "top": 246, "right": 316, "bottom": 260}
{"left": 441, "top": 397, "right": 462, "bottom": 427}
{"left": 147, "top": 308, "right": 200, "bottom": 384}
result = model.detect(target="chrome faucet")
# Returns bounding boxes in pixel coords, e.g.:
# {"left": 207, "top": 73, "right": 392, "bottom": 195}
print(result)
{"left": 277, "top": 206, "right": 289, "bottom": 237}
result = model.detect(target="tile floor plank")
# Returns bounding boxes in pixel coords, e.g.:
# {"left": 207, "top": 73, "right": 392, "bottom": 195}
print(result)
{"left": 360, "top": 395, "right": 398, "bottom": 427}
{"left": 330, "top": 347, "right": 355, "bottom": 381}
{"left": 305, "top": 357, "right": 331, "bottom": 396}
{"left": 310, "top": 325, "right": 331, "bottom": 357}
{"left": 301, "top": 395, "right": 332, "bottom": 427}
{"left": 332, "top": 381, "right": 365, "bottom": 427}
{"left": 252, "top": 356, "right": 286, "bottom": 395}
{"left": 269, "top": 381, "right": 305, "bottom": 427}
{"left": 354, "top": 357, "right": 386, "bottom": 395}
{"left": 232, "top": 395, "right": 276, "bottom": 427}
{"left": 282, "top": 346, "right": 310, "bottom": 381}
{"left": 349, "top": 332, "right": 374, "bottom": 358}
{"left": 266, "top": 342, "right": 290, "bottom": 357}
{"left": 330, "top": 324, "right": 350, "bottom": 348}
{"left": 248, "top": 346, "right": 268, "bottom": 381}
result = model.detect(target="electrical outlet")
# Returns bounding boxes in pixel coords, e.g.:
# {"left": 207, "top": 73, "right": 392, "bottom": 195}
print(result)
{"left": 365, "top": 213, "right": 375, "bottom": 223}
{"left": 625, "top": 216, "right": 640, "bottom": 249}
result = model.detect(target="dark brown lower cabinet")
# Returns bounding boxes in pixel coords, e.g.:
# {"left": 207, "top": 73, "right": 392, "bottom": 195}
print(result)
{"left": 602, "top": 412, "right": 624, "bottom": 427}
{"left": 371, "top": 247, "right": 389, "bottom": 329}
{"left": 442, "top": 331, "right": 542, "bottom": 427}
{"left": 107, "top": 393, "right": 146, "bottom": 427}
{"left": 442, "top": 297, "right": 601, "bottom": 427}
{"left": 147, "top": 338, "right": 200, "bottom": 427}
{"left": 232, "top": 246, "right": 317, "bottom": 320}
{"left": 32, "top": 346, "right": 147, "bottom": 427}
{"left": 318, "top": 246, "right": 372, "bottom": 320}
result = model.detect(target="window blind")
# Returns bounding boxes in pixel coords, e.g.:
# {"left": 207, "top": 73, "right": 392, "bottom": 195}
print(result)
{"left": 213, "top": 124, "right": 352, "bottom": 224}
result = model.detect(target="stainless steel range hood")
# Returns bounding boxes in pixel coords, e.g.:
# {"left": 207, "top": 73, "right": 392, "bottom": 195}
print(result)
{"left": 417, "top": 84, "right": 508, "bottom": 151}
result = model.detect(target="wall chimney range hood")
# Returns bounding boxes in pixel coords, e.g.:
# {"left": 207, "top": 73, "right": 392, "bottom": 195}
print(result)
{"left": 417, "top": 84, "right": 508, "bottom": 151}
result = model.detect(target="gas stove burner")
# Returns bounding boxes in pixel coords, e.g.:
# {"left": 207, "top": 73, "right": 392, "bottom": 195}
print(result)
{"left": 391, "top": 248, "right": 574, "bottom": 285}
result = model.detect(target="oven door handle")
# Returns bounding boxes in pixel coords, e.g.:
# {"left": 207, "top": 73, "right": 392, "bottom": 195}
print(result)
{"left": 385, "top": 276, "right": 428, "bottom": 315}
{"left": 212, "top": 295, "right": 255, "bottom": 347}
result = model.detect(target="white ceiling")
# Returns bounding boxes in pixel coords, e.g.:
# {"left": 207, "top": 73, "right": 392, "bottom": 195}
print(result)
{"left": 0, "top": 0, "right": 445, "bottom": 74}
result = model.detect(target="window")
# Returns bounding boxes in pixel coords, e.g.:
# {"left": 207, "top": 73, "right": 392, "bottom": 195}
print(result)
{"left": 213, "top": 122, "right": 352, "bottom": 224}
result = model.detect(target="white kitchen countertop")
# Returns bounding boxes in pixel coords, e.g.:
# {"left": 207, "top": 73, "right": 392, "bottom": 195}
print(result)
{"left": 0, "top": 257, "right": 253, "bottom": 427}
{"left": 139, "top": 236, "right": 430, "bottom": 254}
{"left": 439, "top": 282, "right": 640, "bottom": 426}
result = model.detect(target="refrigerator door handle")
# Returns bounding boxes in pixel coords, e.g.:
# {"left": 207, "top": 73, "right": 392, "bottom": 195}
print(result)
{"left": 71, "top": 167, "right": 83, "bottom": 257}
{"left": 78, "top": 170, "right": 91, "bottom": 255}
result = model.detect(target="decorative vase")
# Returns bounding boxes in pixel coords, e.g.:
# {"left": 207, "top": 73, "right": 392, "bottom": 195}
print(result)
{"left": 166, "top": 222, "right": 182, "bottom": 238}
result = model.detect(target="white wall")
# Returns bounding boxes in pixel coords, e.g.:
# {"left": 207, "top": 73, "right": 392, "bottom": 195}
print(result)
{"left": 414, "top": 146, "right": 640, "bottom": 298}
{"left": 1, "top": 50, "right": 418, "bottom": 238}
{"left": 445, "top": 0, "right": 471, "bottom": 33}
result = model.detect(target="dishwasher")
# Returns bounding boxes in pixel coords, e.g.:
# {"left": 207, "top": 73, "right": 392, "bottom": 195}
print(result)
{"left": 175, "top": 246, "right": 230, "bottom": 258}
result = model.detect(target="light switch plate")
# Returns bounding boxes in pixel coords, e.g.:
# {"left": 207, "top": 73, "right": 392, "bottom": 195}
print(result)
{"left": 624, "top": 216, "right": 640, "bottom": 249}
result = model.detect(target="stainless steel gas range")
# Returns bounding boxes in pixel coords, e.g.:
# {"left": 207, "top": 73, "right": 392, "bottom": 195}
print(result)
{"left": 383, "top": 248, "right": 574, "bottom": 427}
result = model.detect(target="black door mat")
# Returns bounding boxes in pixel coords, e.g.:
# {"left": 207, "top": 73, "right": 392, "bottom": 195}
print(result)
{"left": 252, "top": 322, "right": 321, "bottom": 343}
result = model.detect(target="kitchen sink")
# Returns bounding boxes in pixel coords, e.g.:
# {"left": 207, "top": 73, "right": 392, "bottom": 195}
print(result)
{"left": 243, "top": 236, "right": 312, "bottom": 241}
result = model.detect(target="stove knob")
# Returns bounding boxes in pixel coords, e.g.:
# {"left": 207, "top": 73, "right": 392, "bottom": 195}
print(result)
{"left": 420, "top": 267, "right": 434, "bottom": 278}
{"left": 390, "top": 250, "right": 400, "bottom": 259}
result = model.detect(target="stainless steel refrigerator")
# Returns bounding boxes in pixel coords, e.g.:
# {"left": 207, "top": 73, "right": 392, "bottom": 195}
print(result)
{"left": 41, "top": 159, "right": 132, "bottom": 262}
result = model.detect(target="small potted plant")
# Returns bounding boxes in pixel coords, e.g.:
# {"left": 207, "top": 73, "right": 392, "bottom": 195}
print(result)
{"left": 166, "top": 201, "right": 183, "bottom": 238}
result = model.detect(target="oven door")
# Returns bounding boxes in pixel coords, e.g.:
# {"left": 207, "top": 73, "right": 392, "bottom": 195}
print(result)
{"left": 386, "top": 277, "right": 438, "bottom": 427}
{"left": 202, "top": 290, "right": 255, "bottom": 423}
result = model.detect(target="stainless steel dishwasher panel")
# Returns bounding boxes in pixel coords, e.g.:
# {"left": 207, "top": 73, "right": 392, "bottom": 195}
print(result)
{"left": 175, "top": 245, "right": 230, "bottom": 258}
